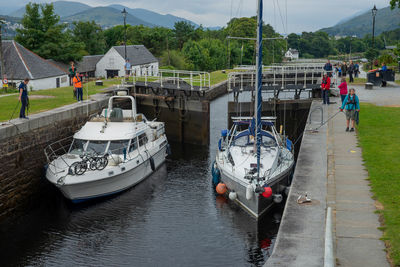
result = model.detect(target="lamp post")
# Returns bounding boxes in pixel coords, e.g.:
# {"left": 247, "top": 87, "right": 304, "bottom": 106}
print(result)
{"left": 121, "top": 8, "right": 127, "bottom": 61}
{"left": 371, "top": 5, "right": 378, "bottom": 69}
{"left": 0, "top": 19, "right": 5, "bottom": 81}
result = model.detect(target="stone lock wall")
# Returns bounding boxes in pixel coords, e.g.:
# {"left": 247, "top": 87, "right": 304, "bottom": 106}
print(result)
{"left": 0, "top": 97, "right": 108, "bottom": 221}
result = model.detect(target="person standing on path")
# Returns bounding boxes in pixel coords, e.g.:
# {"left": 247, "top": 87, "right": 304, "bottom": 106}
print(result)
{"left": 69, "top": 61, "right": 77, "bottom": 88}
{"left": 321, "top": 73, "right": 331, "bottom": 104}
{"left": 324, "top": 59, "right": 333, "bottom": 77}
{"left": 338, "top": 77, "right": 348, "bottom": 103}
{"left": 73, "top": 73, "right": 83, "bottom": 102}
{"left": 341, "top": 61, "right": 348, "bottom": 77}
{"left": 348, "top": 60, "right": 355, "bottom": 83}
{"left": 340, "top": 88, "right": 360, "bottom": 132}
{"left": 19, "top": 78, "right": 30, "bottom": 119}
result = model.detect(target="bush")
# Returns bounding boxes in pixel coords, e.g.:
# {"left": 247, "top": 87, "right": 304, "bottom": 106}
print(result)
{"left": 160, "top": 50, "right": 188, "bottom": 70}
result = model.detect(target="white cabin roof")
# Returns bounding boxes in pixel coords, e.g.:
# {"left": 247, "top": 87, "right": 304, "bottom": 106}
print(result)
{"left": 74, "top": 121, "right": 148, "bottom": 141}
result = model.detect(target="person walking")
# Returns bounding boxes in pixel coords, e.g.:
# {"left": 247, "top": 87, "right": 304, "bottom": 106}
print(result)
{"left": 341, "top": 61, "right": 348, "bottom": 77}
{"left": 124, "top": 59, "right": 131, "bottom": 79}
{"left": 321, "top": 73, "right": 331, "bottom": 104}
{"left": 354, "top": 62, "right": 360, "bottom": 78}
{"left": 73, "top": 72, "right": 83, "bottom": 102}
{"left": 340, "top": 88, "right": 360, "bottom": 132}
{"left": 348, "top": 60, "right": 355, "bottom": 83}
{"left": 338, "top": 77, "right": 348, "bottom": 103}
{"left": 380, "top": 62, "right": 388, "bottom": 87}
{"left": 19, "top": 78, "right": 30, "bottom": 119}
{"left": 324, "top": 59, "right": 333, "bottom": 77}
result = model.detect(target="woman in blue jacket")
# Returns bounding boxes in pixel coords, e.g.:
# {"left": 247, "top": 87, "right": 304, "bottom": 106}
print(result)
{"left": 340, "top": 88, "right": 360, "bottom": 132}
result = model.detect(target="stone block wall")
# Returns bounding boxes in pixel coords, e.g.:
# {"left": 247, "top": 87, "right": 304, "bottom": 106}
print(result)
{"left": 0, "top": 96, "right": 109, "bottom": 221}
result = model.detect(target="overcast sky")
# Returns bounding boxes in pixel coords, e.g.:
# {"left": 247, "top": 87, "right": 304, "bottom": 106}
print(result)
{"left": 3, "top": 0, "right": 391, "bottom": 33}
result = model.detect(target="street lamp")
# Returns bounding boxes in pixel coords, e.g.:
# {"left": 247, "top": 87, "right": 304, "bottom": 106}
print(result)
{"left": 371, "top": 5, "right": 378, "bottom": 69}
{"left": 121, "top": 8, "right": 127, "bottom": 61}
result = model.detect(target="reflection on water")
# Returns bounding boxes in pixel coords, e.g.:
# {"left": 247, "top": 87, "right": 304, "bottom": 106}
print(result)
{"left": 0, "top": 93, "right": 282, "bottom": 267}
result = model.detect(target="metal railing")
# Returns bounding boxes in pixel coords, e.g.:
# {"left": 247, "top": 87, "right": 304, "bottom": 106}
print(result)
{"left": 130, "top": 69, "right": 211, "bottom": 90}
{"left": 228, "top": 65, "right": 324, "bottom": 92}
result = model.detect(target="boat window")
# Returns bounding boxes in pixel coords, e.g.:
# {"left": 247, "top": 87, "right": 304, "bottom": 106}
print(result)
{"left": 234, "top": 135, "right": 254, "bottom": 147}
{"left": 129, "top": 138, "right": 138, "bottom": 152}
{"left": 138, "top": 133, "right": 148, "bottom": 147}
{"left": 108, "top": 140, "right": 129, "bottom": 154}
{"left": 262, "top": 135, "right": 276, "bottom": 147}
{"left": 69, "top": 139, "right": 87, "bottom": 154}
{"left": 86, "top": 140, "right": 109, "bottom": 155}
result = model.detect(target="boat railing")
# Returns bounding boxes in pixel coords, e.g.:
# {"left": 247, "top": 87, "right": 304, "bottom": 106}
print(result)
{"left": 45, "top": 136, "right": 74, "bottom": 164}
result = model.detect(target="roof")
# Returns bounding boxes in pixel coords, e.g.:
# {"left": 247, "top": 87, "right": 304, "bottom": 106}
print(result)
{"left": 112, "top": 45, "right": 158, "bottom": 65}
{"left": 76, "top": 55, "right": 103, "bottom": 73}
{"left": 46, "top": 59, "right": 69, "bottom": 73}
{"left": 2, "top": 40, "right": 67, "bottom": 80}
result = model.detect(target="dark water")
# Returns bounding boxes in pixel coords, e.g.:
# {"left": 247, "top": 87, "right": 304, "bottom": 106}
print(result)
{"left": 0, "top": 94, "right": 284, "bottom": 267}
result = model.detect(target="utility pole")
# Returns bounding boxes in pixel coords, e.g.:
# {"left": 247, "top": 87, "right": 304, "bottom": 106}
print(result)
{"left": 0, "top": 19, "right": 5, "bottom": 80}
{"left": 121, "top": 8, "right": 127, "bottom": 60}
{"left": 371, "top": 5, "right": 378, "bottom": 69}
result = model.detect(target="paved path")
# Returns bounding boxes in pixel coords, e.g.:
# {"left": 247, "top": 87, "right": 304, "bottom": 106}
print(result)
{"left": 327, "top": 97, "right": 390, "bottom": 267}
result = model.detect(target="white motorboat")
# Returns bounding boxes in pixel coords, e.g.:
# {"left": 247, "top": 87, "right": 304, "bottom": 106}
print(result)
{"left": 45, "top": 95, "right": 169, "bottom": 203}
{"left": 212, "top": 0, "right": 295, "bottom": 219}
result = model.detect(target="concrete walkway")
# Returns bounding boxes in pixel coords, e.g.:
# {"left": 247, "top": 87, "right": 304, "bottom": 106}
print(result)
{"left": 327, "top": 99, "right": 389, "bottom": 267}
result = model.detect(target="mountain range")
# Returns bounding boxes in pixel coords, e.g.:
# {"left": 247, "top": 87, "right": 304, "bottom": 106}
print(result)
{"left": 7, "top": 1, "right": 198, "bottom": 29}
{"left": 320, "top": 5, "right": 400, "bottom": 37}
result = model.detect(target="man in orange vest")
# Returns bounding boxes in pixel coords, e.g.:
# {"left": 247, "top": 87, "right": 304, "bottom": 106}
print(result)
{"left": 73, "top": 72, "right": 83, "bottom": 102}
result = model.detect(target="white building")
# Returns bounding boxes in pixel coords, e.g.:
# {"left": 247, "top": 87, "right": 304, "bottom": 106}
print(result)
{"left": 1, "top": 40, "right": 69, "bottom": 90}
{"left": 285, "top": 48, "right": 300, "bottom": 61}
{"left": 96, "top": 45, "right": 159, "bottom": 78}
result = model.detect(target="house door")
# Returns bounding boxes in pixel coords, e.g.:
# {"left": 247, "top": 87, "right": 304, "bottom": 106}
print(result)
{"left": 56, "top": 78, "right": 60, "bottom": 88}
{"left": 106, "top": 69, "right": 119, "bottom": 78}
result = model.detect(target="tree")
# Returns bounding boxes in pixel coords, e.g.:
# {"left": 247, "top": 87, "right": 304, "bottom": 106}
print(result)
{"left": 73, "top": 21, "right": 106, "bottom": 55}
{"left": 390, "top": 0, "right": 400, "bottom": 9}
{"left": 174, "top": 21, "right": 196, "bottom": 49}
{"left": 104, "top": 25, "right": 125, "bottom": 49}
{"left": 15, "top": 3, "right": 84, "bottom": 62}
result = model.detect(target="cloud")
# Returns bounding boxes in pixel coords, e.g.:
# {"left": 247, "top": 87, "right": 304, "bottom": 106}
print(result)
{"left": 7, "top": 0, "right": 391, "bottom": 32}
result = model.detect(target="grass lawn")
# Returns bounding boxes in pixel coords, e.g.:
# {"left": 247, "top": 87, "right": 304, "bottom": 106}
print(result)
{"left": 0, "top": 79, "right": 122, "bottom": 122}
{"left": 357, "top": 103, "right": 400, "bottom": 265}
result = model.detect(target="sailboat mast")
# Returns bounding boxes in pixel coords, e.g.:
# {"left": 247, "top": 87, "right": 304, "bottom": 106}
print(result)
{"left": 256, "top": 0, "right": 263, "bottom": 179}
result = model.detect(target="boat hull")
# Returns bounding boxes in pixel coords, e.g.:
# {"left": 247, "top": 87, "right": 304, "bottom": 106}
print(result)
{"left": 54, "top": 146, "right": 167, "bottom": 203}
{"left": 219, "top": 164, "right": 293, "bottom": 218}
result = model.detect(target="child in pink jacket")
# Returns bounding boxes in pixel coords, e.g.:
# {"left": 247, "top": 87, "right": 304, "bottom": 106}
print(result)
{"left": 338, "top": 77, "right": 348, "bottom": 103}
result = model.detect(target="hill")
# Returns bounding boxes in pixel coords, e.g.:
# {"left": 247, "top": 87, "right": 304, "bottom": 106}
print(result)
{"left": 62, "top": 7, "right": 154, "bottom": 28}
{"left": 9, "top": 1, "right": 91, "bottom": 18}
{"left": 0, "top": 16, "right": 22, "bottom": 38}
{"left": 320, "top": 6, "right": 400, "bottom": 37}
{"left": 108, "top": 4, "right": 198, "bottom": 28}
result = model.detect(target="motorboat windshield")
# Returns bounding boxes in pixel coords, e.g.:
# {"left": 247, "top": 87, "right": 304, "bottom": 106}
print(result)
{"left": 108, "top": 140, "right": 129, "bottom": 154}
{"left": 69, "top": 139, "right": 87, "bottom": 155}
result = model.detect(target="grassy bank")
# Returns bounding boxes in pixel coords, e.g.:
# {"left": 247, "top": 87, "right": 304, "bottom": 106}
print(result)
{"left": 0, "top": 79, "right": 121, "bottom": 122}
{"left": 357, "top": 103, "right": 400, "bottom": 265}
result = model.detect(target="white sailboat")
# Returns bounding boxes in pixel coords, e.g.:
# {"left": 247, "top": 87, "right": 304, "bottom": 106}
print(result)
{"left": 213, "top": 0, "right": 295, "bottom": 218}
{"left": 45, "top": 95, "right": 169, "bottom": 203}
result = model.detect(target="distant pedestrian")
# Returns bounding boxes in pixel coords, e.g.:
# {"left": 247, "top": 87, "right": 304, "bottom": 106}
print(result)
{"left": 340, "top": 88, "right": 360, "bottom": 132}
{"left": 69, "top": 61, "right": 77, "bottom": 88}
{"left": 348, "top": 60, "right": 355, "bottom": 83}
{"left": 338, "top": 77, "right": 348, "bottom": 103}
{"left": 19, "top": 78, "right": 30, "bottom": 119}
{"left": 380, "top": 62, "right": 387, "bottom": 87}
{"left": 354, "top": 62, "right": 360, "bottom": 78}
{"left": 124, "top": 59, "right": 131, "bottom": 79}
{"left": 341, "top": 61, "right": 348, "bottom": 77}
{"left": 324, "top": 59, "right": 333, "bottom": 77}
{"left": 73, "top": 72, "right": 83, "bottom": 102}
{"left": 321, "top": 73, "right": 331, "bottom": 104}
